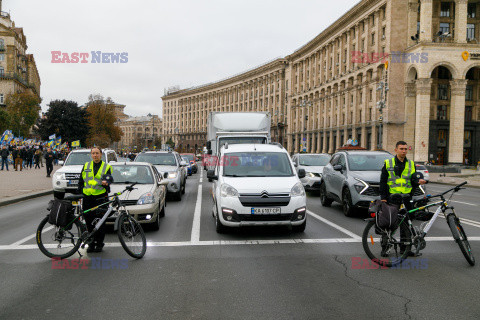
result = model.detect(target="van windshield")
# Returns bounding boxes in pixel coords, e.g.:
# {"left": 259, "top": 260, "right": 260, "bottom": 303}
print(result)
{"left": 299, "top": 154, "right": 331, "bottom": 166}
{"left": 223, "top": 152, "right": 293, "bottom": 177}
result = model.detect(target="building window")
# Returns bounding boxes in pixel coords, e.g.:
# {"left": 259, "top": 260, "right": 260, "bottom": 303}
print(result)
{"left": 0, "top": 67, "right": 4, "bottom": 76}
{"left": 0, "top": 94, "right": 3, "bottom": 104}
{"left": 465, "top": 106, "right": 473, "bottom": 122}
{"left": 438, "top": 84, "right": 448, "bottom": 100}
{"left": 437, "top": 105, "right": 447, "bottom": 120}
{"left": 0, "top": 54, "right": 3, "bottom": 61}
{"left": 466, "top": 85, "right": 473, "bottom": 101}
{"left": 467, "top": 24, "right": 475, "bottom": 40}
{"left": 439, "top": 22, "right": 450, "bottom": 35}
{"left": 468, "top": 3, "right": 477, "bottom": 18}
{"left": 440, "top": 2, "right": 450, "bottom": 17}
{"left": 371, "top": 33, "right": 375, "bottom": 45}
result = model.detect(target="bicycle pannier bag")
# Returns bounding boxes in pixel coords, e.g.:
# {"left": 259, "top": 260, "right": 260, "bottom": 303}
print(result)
{"left": 376, "top": 201, "right": 399, "bottom": 230}
{"left": 47, "top": 199, "right": 75, "bottom": 229}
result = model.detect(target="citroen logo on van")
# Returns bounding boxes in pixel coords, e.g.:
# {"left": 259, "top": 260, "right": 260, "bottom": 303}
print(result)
{"left": 260, "top": 190, "right": 269, "bottom": 198}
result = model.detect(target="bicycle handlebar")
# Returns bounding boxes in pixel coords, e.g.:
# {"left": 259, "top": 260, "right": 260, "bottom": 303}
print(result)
{"left": 426, "top": 181, "right": 467, "bottom": 200}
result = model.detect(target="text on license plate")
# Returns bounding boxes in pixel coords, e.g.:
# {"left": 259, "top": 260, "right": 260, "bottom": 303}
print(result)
{"left": 67, "top": 180, "right": 78, "bottom": 186}
{"left": 251, "top": 208, "right": 281, "bottom": 214}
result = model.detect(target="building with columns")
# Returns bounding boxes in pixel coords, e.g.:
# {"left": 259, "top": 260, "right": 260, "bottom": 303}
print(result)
{"left": 117, "top": 114, "right": 162, "bottom": 151}
{"left": 162, "top": 0, "right": 480, "bottom": 165}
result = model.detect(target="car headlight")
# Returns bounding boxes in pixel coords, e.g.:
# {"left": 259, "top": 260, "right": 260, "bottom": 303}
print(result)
{"left": 168, "top": 171, "right": 178, "bottom": 179}
{"left": 220, "top": 183, "right": 239, "bottom": 197}
{"left": 54, "top": 172, "right": 65, "bottom": 180}
{"left": 354, "top": 178, "right": 369, "bottom": 194}
{"left": 291, "top": 182, "right": 305, "bottom": 197}
{"left": 137, "top": 192, "right": 155, "bottom": 205}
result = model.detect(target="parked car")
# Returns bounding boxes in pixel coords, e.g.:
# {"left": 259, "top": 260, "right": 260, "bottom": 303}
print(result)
{"left": 52, "top": 148, "right": 117, "bottom": 199}
{"left": 108, "top": 162, "right": 168, "bottom": 230}
{"left": 291, "top": 153, "right": 331, "bottom": 193}
{"left": 415, "top": 164, "right": 430, "bottom": 181}
{"left": 134, "top": 151, "right": 187, "bottom": 200}
{"left": 181, "top": 155, "right": 192, "bottom": 176}
{"left": 320, "top": 151, "right": 426, "bottom": 217}
{"left": 181, "top": 153, "right": 198, "bottom": 173}
{"left": 207, "top": 143, "right": 307, "bottom": 233}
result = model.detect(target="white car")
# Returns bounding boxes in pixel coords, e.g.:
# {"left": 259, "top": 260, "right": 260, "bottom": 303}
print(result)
{"left": 52, "top": 148, "right": 118, "bottom": 199}
{"left": 109, "top": 162, "right": 168, "bottom": 231}
{"left": 207, "top": 143, "right": 307, "bottom": 233}
{"left": 291, "top": 153, "right": 331, "bottom": 193}
{"left": 415, "top": 164, "right": 430, "bottom": 181}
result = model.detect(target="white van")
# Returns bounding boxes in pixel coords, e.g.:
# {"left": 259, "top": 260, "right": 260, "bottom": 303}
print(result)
{"left": 207, "top": 143, "right": 307, "bottom": 233}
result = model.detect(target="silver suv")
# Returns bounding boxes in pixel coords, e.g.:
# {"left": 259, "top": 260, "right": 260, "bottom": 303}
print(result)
{"left": 134, "top": 151, "right": 187, "bottom": 200}
{"left": 291, "top": 153, "right": 331, "bottom": 193}
{"left": 320, "top": 151, "right": 425, "bottom": 217}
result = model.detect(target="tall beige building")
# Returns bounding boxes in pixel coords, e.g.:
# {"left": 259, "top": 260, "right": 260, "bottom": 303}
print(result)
{"left": 162, "top": 0, "right": 480, "bottom": 165}
{"left": 117, "top": 114, "right": 162, "bottom": 151}
{"left": 0, "top": 1, "right": 41, "bottom": 105}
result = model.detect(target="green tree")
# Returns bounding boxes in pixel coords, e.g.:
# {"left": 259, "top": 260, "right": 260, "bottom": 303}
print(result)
{"left": 86, "top": 94, "right": 122, "bottom": 148}
{"left": 165, "top": 137, "right": 175, "bottom": 149}
{"left": 35, "top": 99, "right": 89, "bottom": 145}
{"left": 5, "top": 92, "right": 41, "bottom": 137}
{"left": 0, "top": 108, "right": 10, "bottom": 133}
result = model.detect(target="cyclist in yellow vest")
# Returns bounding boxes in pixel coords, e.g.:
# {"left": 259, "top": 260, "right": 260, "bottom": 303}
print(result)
{"left": 76, "top": 146, "right": 112, "bottom": 253}
{"left": 379, "top": 141, "right": 427, "bottom": 257}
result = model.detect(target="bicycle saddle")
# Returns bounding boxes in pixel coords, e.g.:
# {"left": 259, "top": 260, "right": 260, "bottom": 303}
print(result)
{"left": 63, "top": 194, "right": 85, "bottom": 201}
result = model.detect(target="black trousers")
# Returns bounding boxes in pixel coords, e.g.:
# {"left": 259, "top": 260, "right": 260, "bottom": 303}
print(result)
{"left": 46, "top": 162, "right": 53, "bottom": 176}
{"left": 83, "top": 195, "right": 108, "bottom": 245}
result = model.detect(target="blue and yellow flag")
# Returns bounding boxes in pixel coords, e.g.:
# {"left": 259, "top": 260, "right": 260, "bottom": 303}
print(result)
{"left": 71, "top": 140, "right": 80, "bottom": 147}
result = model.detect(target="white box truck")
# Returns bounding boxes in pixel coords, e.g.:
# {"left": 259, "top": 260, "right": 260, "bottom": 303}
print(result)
{"left": 205, "top": 112, "right": 271, "bottom": 173}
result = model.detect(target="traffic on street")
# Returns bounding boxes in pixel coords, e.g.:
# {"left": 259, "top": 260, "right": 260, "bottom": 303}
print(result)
{"left": 1, "top": 166, "right": 479, "bottom": 319}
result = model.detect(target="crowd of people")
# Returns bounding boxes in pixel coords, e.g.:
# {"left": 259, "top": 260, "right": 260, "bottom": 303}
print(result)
{"left": 0, "top": 145, "right": 67, "bottom": 177}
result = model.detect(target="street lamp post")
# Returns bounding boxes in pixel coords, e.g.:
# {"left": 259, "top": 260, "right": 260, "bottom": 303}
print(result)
{"left": 293, "top": 99, "right": 312, "bottom": 152}
{"left": 376, "top": 66, "right": 389, "bottom": 150}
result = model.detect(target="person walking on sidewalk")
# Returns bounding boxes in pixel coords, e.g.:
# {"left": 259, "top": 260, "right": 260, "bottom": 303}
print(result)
{"left": 45, "top": 147, "right": 54, "bottom": 177}
{"left": 38, "top": 147, "right": 44, "bottom": 167}
{"left": 34, "top": 149, "right": 41, "bottom": 169}
{"left": 1, "top": 145, "right": 9, "bottom": 171}
{"left": 27, "top": 147, "right": 34, "bottom": 169}
{"left": 13, "top": 147, "right": 23, "bottom": 171}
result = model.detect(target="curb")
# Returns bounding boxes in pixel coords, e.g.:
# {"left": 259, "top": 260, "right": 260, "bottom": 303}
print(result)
{"left": 0, "top": 190, "right": 53, "bottom": 207}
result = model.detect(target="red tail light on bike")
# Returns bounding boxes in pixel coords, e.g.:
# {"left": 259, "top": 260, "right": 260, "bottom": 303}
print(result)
{"left": 370, "top": 212, "right": 376, "bottom": 218}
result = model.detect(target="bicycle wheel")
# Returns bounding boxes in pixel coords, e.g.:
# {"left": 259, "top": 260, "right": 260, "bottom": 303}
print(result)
{"left": 36, "top": 216, "right": 85, "bottom": 259}
{"left": 447, "top": 215, "right": 475, "bottom": 266}
{"left": 117, "top": 214, "right": 146, "bottom": 259}
{"left": 362, "top": 220, "right": 412, "bottom": 268}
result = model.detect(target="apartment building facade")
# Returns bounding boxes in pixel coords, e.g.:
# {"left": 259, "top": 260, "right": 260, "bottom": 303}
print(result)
{"left": 162, "top": 0, "right": 480, "bottom": 165}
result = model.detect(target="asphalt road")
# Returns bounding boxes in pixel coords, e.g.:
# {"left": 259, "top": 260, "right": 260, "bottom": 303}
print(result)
{"left": 1, "top": 172, "right": 480, "bottom": 320}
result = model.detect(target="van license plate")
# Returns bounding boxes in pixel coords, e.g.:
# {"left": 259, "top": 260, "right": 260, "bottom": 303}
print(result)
{"left": 251, "top": 208, "right": 281, "bottom": 215}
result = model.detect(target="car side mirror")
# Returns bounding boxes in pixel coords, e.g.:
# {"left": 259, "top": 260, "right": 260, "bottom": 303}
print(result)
{"left": 207, "top": 170, "right": 218, "bottom": 180}
{"left": 333, "top": 165, "right": 343, "bottom": 172}
{"left": 163, "top": 172, "right": 168, "bottom": 179}
{"left": 294, "top": 162, "right": 298, "bottom": 167}
{"left": 298, "top": 169, "right": 306, "bottom": 179}
{"left": 180, "top": 161, "right": 187, "bottom": 166}
{"left": 159, "top": 179, "right": 169, "bottom": 185}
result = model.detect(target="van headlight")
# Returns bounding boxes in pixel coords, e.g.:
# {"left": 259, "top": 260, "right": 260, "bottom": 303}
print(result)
{"left": 54, "top": 172, "right": 65, "bottom": 180}
{"left": 220, "top": 183, "right": 239, "bottom": 197}
{"left": 137, "top": 192, "right": 155, "bottom": 205}
{"left": 291, "top": 182, "right": 305, "bottom": 197}
{"left": 168, "top": 171, "right": 177, "bottom": 179}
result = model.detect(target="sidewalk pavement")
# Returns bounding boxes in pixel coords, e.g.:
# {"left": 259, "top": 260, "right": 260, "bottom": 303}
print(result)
{"left": 0, "top": 164, "right": 62, "bottom": 206}
{"left": 428, "top": 169, "right": 480, "bottom": 188}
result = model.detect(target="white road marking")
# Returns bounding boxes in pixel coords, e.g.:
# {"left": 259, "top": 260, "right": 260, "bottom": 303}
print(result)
{"left": 437, "top": 214, "right": 480, "bottom": 228}
{"left": 451, "top": 200, "right": 477, "bottom": 206}
{"left": 10, "top": 225, "right": 54, "bottom": 246}
{"left": 190, "top": 170, "right": 203, "bottom": 244}
{"left": 306, "top": 210, "right": 361, "bottom": 240}
{"left": 3, "top": 236, "right": 480, "bottom": 250}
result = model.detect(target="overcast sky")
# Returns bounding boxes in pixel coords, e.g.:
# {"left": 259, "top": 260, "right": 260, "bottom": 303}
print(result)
{"left": 4, "top": 0, "right": 359, "bottom": 117}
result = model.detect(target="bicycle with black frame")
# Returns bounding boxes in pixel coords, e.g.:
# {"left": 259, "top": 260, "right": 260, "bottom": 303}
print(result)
{"left": 362, "top": 182, "right": 475, "bottom": 268}
{"left": 36, "top": 182, "right": 147, "bottom": 259}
